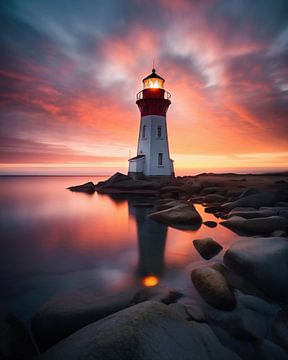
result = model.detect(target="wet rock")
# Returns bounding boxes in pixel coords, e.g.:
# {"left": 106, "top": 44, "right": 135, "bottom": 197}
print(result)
{"left": 206, "top": 291, "right": 280, "bottom": 341}
{"left": 191, "top": 266, "right": 236, "bottom": 310}
{"left": 193, "top": 238, "right": 223, "bottom": 260}
{"left": 227, "top": 208, "right": 276, "bottom": 219}
{"left": 254, "top": 339, "right": 288, "bottom": 360}
{"left": 204, "top": 205, "right": 222, "bottom": 214}
{"left": 149, "top": 202, "right": 202, "bottom": 227}
{"left": 67, "top": 181, "right": 95, "bottom": 193}
{"left": 203, "top": 221, "right": 217, "bottom": 228}
{"left": 201, "top": 187, "right": 227, "bottom": 196}
{"left": 222, "top": 192, "right": 277, "bottom": 211}
{"left": 39, "top": 301, "right": 240, "bottom": 360}
{"left": 239, "top": 187, "right": 264, "bottom": 198}
{"left": 32, "top": 288, "right": 138, "bottom": 352}
{"left": 133, "top": 286, "right": 182, "bottom": 305}
{"left": 0, "top": 308, "right": 37, "bottom": 360}
{"left": 224, "top": 237, "right": 288, "bottom": 302}
{"left": 272, "top": 310, "right": 288, "bottom": 352}
{"left": 220, "top": 215, "right": 287, "bottom": 235}
{"left": 203, "top": 194, "right": 226, "bottom": 203}
{"left": 154, "top": 199, "right": 183, "bottom": 211}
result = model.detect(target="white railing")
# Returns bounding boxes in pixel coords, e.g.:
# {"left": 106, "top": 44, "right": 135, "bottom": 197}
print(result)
{"left": 136, "top": 90, "right": 171, "bottom": 100}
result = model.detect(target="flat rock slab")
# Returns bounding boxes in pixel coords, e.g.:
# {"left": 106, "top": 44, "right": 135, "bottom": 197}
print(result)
{"left": 224, "top": 237, "right": 288, "bottom": 302}
{"left": 191, "top": 266, "right": 236, "bottom": 310}
{"left": 39, "top": 301, "right": 240, "bottom": 360}
{"left": 193, "top": 238, "right": 223, "bottom": 260}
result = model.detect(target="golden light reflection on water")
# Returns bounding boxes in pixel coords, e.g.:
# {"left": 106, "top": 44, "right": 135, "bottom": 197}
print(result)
{"left": 142, "top": 275, "right": 159, "bottom": 287}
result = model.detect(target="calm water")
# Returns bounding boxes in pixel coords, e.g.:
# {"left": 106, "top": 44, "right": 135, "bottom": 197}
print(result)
{"left": 0, "top": 176, "right": 240, "bottom": 326}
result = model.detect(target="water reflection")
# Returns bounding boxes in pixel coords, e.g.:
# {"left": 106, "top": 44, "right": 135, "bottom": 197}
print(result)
{"left": 128, "top": 199, "right": 167, "bottom": 281}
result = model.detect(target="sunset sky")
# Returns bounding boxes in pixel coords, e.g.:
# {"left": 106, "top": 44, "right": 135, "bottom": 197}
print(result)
{"left": 1, "top": 0, "right": 288, "bottom": 175}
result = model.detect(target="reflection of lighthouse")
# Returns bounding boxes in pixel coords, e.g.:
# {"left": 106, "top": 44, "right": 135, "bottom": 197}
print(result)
{"left": 128, "top": 199, "right": 167, "bottom": 280}
{"left": 128, "top": 69, "right": 174, "bottom": 178}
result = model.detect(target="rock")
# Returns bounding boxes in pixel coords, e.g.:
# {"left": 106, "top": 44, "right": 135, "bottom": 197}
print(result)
{"left": 203, "top": 194, "right": 226, "bottom": 203}
{"left": 114, "top": 179, "right": 160, "bottom": 190}
{"left": 203, "top": 221, "right": 217, "bottom": 228}
{"left": 184, "top": 303, "right": 206, "bottom": 322}
{"left": 160, "top": 185, "right": 184, "bottom": 193}
{"left": 271, "top": 229, "right": 287, "bottom": 237}
{"left": 154, "top": 199, "right": 183, "bottom": 211}
{"left": 0, "top": 308, "right": 37, "bottom": 360}
{"left": 149, "top": 202, "right": 202, "bottom": 228}
{"left": 272, "top": 310, "right": 288, "bottom": 351}
{"left": 222, "top": 192, "right": 277, "bottom": 211}
{"left": 95, "top": 172, "right": 129, "bottom": 189}
{"left": 224, "top": 237, "right": 288, "bottom": 302}
{"left": 254, "top": 339, "right": 288, "bottom": 360}
{"left": 133, "top": 286, "right": 183, "bottom": 305}
{"left": 239, "top": 187, "right": 264, "bottom": 198}
{"left": 32, "top": 288, "right": 138, "bottom": 352}
{"left": 204, "top": 205, "right": 222, "bottom": 214}
{"left": 67, "top": 181, "right": 95, "bottom": 193}
{"left": 206, "top": 291, "right": 280, "bottom": 341}
{"left": 193, "top": 238, "right": 223, "bottom": 260}
{"left": 220, "top": 215, "right": 287, "bottom": 235}
{"left": 191, "top": 266, "right": 236, "bottom": 310}
{"left": 39, "top": 301, "right": 240, "bottom": 360}
{"left": 201, "top": 187, "right": 227, "bottom": 196}
{"left": 227, "top": 208, "right": 276, "bottom": 219}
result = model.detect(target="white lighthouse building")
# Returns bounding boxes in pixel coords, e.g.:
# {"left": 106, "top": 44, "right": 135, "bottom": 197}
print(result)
{"left": 128, "top": 69, "right": 174, "bottom": 178}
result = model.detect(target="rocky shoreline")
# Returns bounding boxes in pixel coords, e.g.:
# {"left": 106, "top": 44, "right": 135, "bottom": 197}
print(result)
{"left": 2, "top": 172, "right": 288, "bottom": 359}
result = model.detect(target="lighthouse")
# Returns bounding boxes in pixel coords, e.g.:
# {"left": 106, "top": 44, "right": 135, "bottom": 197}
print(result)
{"left": 128, "top": 69, "right": 174, "bottom": 178}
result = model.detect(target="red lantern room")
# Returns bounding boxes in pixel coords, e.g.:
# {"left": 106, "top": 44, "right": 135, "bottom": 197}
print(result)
{"left": 136, "top": 69, "right": 171, "bottom": 117}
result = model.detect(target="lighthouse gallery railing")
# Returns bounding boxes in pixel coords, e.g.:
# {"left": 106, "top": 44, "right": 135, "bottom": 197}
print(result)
{"left": 136, "top": 90, "right": 171, "bottom": 101}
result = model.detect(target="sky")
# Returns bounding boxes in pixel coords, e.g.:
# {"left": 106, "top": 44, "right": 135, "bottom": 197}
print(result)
{"left": 0, "top": 0, "right": 288, "bottom": 175}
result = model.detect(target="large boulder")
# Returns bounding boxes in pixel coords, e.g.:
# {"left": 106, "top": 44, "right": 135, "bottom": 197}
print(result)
{"left": 32, "top": 288, "right": 137, "bottom": 351}
{"left": 191, "top": 267, "right": 236, "bottom": 310}
{"left": 149, "top": 202, "right": 202, "bottom": 228}
{"left": 0, "top": 308, "right": 37, "bottom": 360}
{"left": 224, "top": 237, "right": 288, "bottom": 302}
{"left": 220, "top": 215, "right": 287, "bottom": 235}
{"left": 67, "top": 181, "right": 95, "bottom": 193}
{"left": 222, "top": 192, "right": 277, "bottom": 211}
{"left": 193, "top": 238, "right": 223, "bottom": 260}
{"left": 39, "top": 301, "right": 240, "bottom": 360}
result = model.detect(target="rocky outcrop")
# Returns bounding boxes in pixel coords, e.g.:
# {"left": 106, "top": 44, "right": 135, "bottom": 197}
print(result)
{"left": 193, "top": 238, "right": 223, "bottom": 260}
{"left": 39, "top": 301, "right": 240, "bottom": 360}
{"left": 149, "top": 201, "right": 202, "bottom": 228}
{"left": 67, "top": 181, "right": 95, "bottom": 193}
{"left": 224, "top": 237, "right": 288, "bottom": 302}
{"left": 191, "top": 266, "right": 236, "bottom": 310}
{"left": 0, "top": 308, "right": 37, "bottom": 360}
{"left": 220, "top": 215, "right": 287, "bottom": 235}
{"left": 222, "top": 192, "right": 277, "bottom": 211}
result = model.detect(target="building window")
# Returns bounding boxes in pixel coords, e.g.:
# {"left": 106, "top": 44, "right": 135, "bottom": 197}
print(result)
{"left": 142, "top": 125, "right": 146, "bottom": 138}
{"left": 157, "top": 126, "right": 162, "bottom": 138}
{"left": 158, "top": 153, "right": 163, "bottom": 166}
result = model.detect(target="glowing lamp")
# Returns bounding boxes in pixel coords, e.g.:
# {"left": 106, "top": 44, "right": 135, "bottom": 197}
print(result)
{"left": 142, "top": 275, "right": 159, "bottom": 287}
{"left": 143, "top": 68, "right": 164, "bottom": 89}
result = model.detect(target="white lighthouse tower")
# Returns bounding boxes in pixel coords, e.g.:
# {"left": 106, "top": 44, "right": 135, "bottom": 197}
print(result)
{"left": 128, "top": 69, "right": 174, "bottom": 178}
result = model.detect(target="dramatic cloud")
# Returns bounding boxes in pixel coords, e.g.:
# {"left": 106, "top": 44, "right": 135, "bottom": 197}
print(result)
{"left": 0, "top": 0, "right": 287, "bottom": 174}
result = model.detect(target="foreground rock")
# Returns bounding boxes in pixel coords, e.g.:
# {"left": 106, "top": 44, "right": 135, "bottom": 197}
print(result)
{"left": 220, "top": 215, "right": 287, "bottom": 235}
{"left": 224, "top": 237, "right": 288, "bottom": 302}
{"left": 32, "top": 288, "right": 137, "bottom": 351}
{"left": 0, "top": 308, "right": 37, "bottom": 360}
{"left": 67, "top": 181, "right": 95, "bottom": 193}
{"left": 39, "top": 301, "right": 240, "bottom": 360}
{"left": 32, "top": 286, "right": 183, "bottom": 352}
{"left": 193, "top": 238, "right": 223, "bottom": 260}
{"left": 149, "top": 201, "right": 202, "bottom": 228}
{"left": 191, "top": 267, "right": 236, "bottom": 310}
{"left": 206, "top": 291, "right": 280, "bottom": 340}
